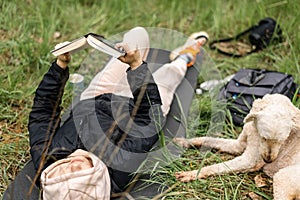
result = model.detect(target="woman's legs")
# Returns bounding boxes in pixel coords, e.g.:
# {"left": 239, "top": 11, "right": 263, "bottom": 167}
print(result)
{"left": 156, "top": 33, "right": 208, "bottom": 116}
{"left": 80, "top": 27, "right": 150, "bottom": 100}
{"left": 81, "top": 27, "right": 207, "bottom": 117}
{"left": 152, "top": 58, "right": 187, "bottom": 116}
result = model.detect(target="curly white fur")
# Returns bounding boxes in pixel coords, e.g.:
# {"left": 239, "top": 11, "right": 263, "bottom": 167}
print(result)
{"left": 173, "top": 94, "right": 300, "bottom": 200}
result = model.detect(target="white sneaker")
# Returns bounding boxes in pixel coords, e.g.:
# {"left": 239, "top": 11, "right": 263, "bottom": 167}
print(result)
{"left": 169, "top": 31, "right": 209, "bottom": 62}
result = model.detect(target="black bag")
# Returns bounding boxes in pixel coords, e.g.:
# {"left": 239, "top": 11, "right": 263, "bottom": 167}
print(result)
{"left": 210, "top": 17, "right": 283, "bottom": 57}
{"left": 218, "top": 69, "right": 297, "bottom": 126}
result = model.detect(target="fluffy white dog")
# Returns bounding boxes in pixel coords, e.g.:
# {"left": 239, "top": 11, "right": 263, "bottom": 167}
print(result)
{"left": 173, "top": 94, "right": 300, "bottom": 200}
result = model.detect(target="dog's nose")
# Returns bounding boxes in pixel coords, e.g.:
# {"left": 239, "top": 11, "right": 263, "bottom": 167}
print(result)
{"left": 263, "top": 158, "right": 272, "bottom": 163}
{"left": 263, "top": 155, "right": 273, "bottom": 163}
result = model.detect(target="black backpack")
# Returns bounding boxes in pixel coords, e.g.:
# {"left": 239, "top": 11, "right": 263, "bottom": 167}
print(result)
{"left": 218, "top": 69, "right": 297, "bottom": 126}
{"left": 209, "top": 17, "right": 283, "bottom": 57}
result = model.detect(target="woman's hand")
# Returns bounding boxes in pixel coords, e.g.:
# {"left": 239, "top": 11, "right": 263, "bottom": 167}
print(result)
{"left": 116, "top": 43, "right": 143, "bottom": 70}
{"left": 54, "top": 42, "right": 71, "bottom": 69}
{"left": 56, "top": 53, "right": 71, "bottom": 69}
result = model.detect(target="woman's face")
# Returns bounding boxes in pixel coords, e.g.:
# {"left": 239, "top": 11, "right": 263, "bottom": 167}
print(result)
{"left": 48, "top": 155, "right": 93, "bottom": 178}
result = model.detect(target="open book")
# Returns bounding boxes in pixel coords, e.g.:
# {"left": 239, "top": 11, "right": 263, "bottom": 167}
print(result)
{"left": 51, "top": 33, "right": 126, "bottom": 58}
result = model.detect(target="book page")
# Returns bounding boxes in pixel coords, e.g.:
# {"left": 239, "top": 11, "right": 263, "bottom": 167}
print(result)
{"left": 86, "top": 35, "right": 125, "bottom": 58}
{"left": 51, "top": 37, "right": 89, "bottom": 56}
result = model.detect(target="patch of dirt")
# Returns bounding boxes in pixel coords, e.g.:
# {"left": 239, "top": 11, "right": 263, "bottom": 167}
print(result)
{"left": 214, "top": 40, "right": 253, "bottom": 56}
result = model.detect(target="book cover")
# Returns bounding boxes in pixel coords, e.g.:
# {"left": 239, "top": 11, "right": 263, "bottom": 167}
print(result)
{"left": 51, "top": 33, "right": 126, "bottom": 58}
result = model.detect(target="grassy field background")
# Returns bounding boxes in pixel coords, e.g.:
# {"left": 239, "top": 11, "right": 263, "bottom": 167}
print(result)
{"left": 1, "top": 0, "right": 300, "bottom": 199}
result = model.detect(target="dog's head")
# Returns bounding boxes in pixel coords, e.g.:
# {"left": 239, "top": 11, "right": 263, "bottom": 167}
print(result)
{"left": 244, "top": 94, "right": 299, "bottom": 163}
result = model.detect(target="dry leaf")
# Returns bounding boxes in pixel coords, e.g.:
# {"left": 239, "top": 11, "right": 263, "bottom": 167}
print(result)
{"left": 248, "top": 191, "right": 262, "bottom": 200}
{"left": 53, "top": 31, "right": 61, "bottom": 39}
{"left": 254, "top": 174, "right": 267, "bottom": 187}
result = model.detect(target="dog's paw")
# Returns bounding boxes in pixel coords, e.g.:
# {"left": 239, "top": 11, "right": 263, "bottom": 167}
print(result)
{"left": 173, "top": 138, "right": 192, "bottom": 148}
{"left": 174, "top": 170, "right": 199, "bottom": 182}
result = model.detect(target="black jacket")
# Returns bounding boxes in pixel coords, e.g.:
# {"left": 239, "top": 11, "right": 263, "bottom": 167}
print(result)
{"left": 28, "top": 61, "right": 164, "bottom": 192}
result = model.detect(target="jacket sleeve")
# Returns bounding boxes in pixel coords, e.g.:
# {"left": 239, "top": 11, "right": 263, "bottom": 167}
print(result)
{"left": 122, "top": 61, "right": 163, "bottom": 147}
{"left": 126, "top": 61, "right": 162, "bottom": 124}
{"left": 28, "top": 61, "right": 69, "bottom": 170}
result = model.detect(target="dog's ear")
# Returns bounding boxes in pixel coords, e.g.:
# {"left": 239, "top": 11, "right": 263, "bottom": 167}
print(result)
{"left": 244, "top": 113, "right": 257, "bottom": 123}
{"left": 289, "top": 100, "right": 300, "bottom": 132}
{"left": 243, "top": 98, "right": 265, "bottom": 123}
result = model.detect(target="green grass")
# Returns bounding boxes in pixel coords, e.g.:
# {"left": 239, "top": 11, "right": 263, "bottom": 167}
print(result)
{"left": 1, "top": 0, "right": 300, "bottom": 198}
